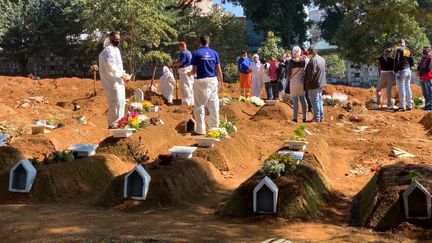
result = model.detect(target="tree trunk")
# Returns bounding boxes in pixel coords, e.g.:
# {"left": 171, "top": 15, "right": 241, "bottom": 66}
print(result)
{"left": 19, "top": 57, "right": 29, "bottom": 75}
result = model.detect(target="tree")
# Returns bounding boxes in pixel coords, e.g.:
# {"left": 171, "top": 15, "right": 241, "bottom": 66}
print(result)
{"left": 83, "top": 0, "right": 178, "bottom": 79}
{"left": 322, "top": 54, "right": 345, "bottom": 78}
{"left": 175, "top": 8, "right": 247, "bottom": 65}
{"left": 258, "top": 31, "right": 286, "bottom": 60}
{"left": 317, "top": 0, "right": 431, "bottom": 65}
{"left": 223, "top": 0, "right": 311, "bottom": 46}
{"left": 0, "top": 0, "right": 87, "bottom": 74}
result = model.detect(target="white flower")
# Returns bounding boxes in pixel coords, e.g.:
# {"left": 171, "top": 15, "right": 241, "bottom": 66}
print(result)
{"left": 130, "top": 102, "right": 143, "bottom": 111}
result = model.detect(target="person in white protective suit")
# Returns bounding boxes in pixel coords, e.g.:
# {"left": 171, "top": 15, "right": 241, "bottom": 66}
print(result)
{"left": 173, "top": 41, "right": 194, "bottom": 106}
{"left": 98, "top": 31, "right": 131, "bottom": 128}
{"left": 159, "top": 66, "right": 177, "bottom": 104}
{"left": 250, "top": 54, "right": 262, "bottom": 97}
{"left": 188, "top": 36, "right": 224, "bottom": 135}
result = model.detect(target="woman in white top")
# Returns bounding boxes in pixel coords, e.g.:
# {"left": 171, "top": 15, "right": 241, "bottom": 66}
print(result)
{"left": 250, "top": 54, "right": 262, "bottom": 97}
{"left": 287, "top": 46, "right": 307, "bottom": 122}
{"left": 260, "top": 59, "right": 272, "bottom": 100}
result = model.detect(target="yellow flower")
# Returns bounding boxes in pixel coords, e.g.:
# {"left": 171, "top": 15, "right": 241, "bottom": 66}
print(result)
{"left": 128, "top": 117, "right": 141, "bottom": 127}
{"left": 207, "top": 130, "right": 221, "bottom": 138}
{"left": 142, "top": 101, "right": 153, "bottom": 108}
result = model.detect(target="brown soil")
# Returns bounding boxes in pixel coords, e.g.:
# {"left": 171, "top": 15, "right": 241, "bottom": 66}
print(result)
{"left": 0, "top": 76, "right": 432, "bottom": 242}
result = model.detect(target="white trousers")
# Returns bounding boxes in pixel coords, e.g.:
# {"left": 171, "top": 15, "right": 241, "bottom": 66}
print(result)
{"left": 193, "top": 77, "right": 219, "bottom": 135}
{"left": 103, "top": 82, "right": 126, "bottom": 126}
{"left": 252, "top": 75, "right": 263, "bottom": 97}
{"left": 178, "top": 66, "right": 194, "bottom": 106}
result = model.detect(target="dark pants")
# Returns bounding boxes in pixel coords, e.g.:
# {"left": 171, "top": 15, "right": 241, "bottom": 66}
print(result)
{"left": 265, "top": 82, "right": 273, "bottom": 100}
{"left": 305, "top": 90, "right": 312, "bottom": 112}
{"left": 270, "top": 80, "right": 277, "bottom": 100}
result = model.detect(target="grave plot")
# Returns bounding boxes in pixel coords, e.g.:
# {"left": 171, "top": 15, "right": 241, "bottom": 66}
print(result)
{"left": 124, "top": 164, "right": 151, "bottom": 200}
{"left": 9, "top": 160, "right": 37, "bottom": 193}
{"left": 219, "top": 153, "right": 333, "bottom": 219}
{"left": 351, "top": 164, "right": 432, "bottom": 230}
{"left": 253, "top": 176, "right": 278, "bottom": 214}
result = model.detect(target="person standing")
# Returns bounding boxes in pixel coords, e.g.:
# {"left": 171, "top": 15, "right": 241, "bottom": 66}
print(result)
{"left": 287, "top": 46, "right": 307, "bottom": 123}
{"left": 98, "top": 31, "right": 131, "bottom": 128}
{"left": 250, "top": 54, "right": 262, "bottom": 97}
{"left": 276, "top": 56, "right": 287, "bottom": 100}
{"left": 188, "top": 36, "right": 224, "bottom": 135}
{"left": 304, "top": 47, "right": 326, "bottom": 122}
{"left": 374, "top": 48, "right": 396, "bottom": 109}
{"left": 238, "top": 50, "right": 252, "bottom": 97}
{"left": 159, "top": 66, "right": 177, "bottom": 104}
{"left": 394, "top": 39, "right": 414, "bottom": 111}
{"left": 418, "top": 45, "right": 432, "bottom": 110}
{"left": 260, "top": 58, "right": 272, "bottom": 100}
{"left": 173, "top": 42, "right": 194, "bottom": 106}
{"left": 269, "top": 57, "right": 278, "bottom": 100}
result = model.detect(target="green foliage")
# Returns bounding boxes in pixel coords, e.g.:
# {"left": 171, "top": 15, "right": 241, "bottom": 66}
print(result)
{"left": 223, "top": 0, "right": 312, "bottom": 46}
{"left": 318, "top": 0, "right": 430, "bottom": 64}
{"left": 258, "top": 31, "right": 286, "bottom": 60}
{"left": 220, "top": 116, "right": 238, "bottom": 133}
{"left": 47, "top": 113, "right": 58, "bottom": 126}
{"left": 322, "top": 54, "right": 346, "bottom": 78}
{"left": 268, "top": 153, "right": 297, "bottom": 174}
{"left": 52, "top": 150, "right": 75, "bottom": 163}
{"left": 414, "top": 97, "right": 425, "bottom": 109}
{"left": 223, "top": 63, "right": 240, "bottom": 83}
{"left": 408, "top": 171, "right": 423, "bottom": 181}
{"left": 290, "top": 124, "right": 307, "bottom": 141}
{"left": 260, "top": 159, "right": 285, "bottom": 179}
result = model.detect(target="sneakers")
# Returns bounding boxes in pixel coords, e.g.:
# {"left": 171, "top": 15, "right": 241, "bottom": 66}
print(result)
{"left": 371, "top": 103, "right": 381, "bottom": 109}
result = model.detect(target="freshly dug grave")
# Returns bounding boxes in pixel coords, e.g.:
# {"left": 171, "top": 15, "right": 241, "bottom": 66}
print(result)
{"left": 0, "top": 146, "right": 25, "bottom": 171}
{"left": 96, "top": 158, "right": 222, "bottom": 208}
{"left": 0, "top": 154, "right": 134, "bottom": 203}
{"left": 251, "top": 102, "right": 293, "bottom": 122}
{"left": 420, "top": 113, "right": 432, "bottom": 135}
{"left": 351, "top": 163, "right": 432, "bottom": 230}
{"left": 219, "top": 153, "right": 333, "bottom": 219}
{"left": 195, "top": 131, "right": 259, "bottom": 172}
{"left": 220, "top": 101, "right": 258, "bottom": 122}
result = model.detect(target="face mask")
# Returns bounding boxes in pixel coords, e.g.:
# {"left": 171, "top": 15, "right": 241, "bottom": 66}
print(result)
{"left": 111, "top": 40, "right": 120, "bottom": 47}
{"left": 423, "top": 50, "right": 429, "bottom": 55}
{"left": 253, "top": 58, "right": 258, "bottom": 63}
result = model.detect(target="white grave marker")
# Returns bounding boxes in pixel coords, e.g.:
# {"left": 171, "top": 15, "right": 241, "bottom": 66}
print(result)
{"left": 68, "top": 144, "right": 99, "bottom": 157}
{"left": 124, "top": 164, "right": 151, "bottom": 200}
{"left": 9, "top": 160, "right": 37, "bottom": 193}
{"left": 110, "top": 128, "right": 135, "bottom": 138}
{"left": 253, "top": 176, "right": 278, "bottom": 214}
{"left": 134, "top": 88, "right": 144, "bottom": 102}
{"left": 169, "top": 146, "right": 197, "bottom": 159}
{"left": 0, "top": 134, "right": 8, "bottom": 146}
{"left": 403, "top": 180, "right": 431, "bottom": 219}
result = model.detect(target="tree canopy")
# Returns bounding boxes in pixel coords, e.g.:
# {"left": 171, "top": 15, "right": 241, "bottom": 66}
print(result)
{"left": 258, "top": 31, "right": 286, "bottom": 60}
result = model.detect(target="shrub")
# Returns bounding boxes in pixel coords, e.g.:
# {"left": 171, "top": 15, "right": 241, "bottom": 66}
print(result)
{"left": 223, "top": 63, "right": 239, "bottom": 83}
{"left": 260, "top": 159, "right": 285, "bottom": 179}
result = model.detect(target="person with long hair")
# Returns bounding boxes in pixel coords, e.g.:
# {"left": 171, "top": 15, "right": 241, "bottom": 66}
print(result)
{"left": 287, "top": 46, "right": 307, "bottom": 123}
{"left": 374, "top": 48, "right": 396, "bottom": 109}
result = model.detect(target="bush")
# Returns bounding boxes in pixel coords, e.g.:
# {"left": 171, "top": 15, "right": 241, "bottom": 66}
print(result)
{"left": 260, "top": 159, "right": 285, "bottom": 179}
{"left": 223, "top": 63, "right": 239, "bottom": 83}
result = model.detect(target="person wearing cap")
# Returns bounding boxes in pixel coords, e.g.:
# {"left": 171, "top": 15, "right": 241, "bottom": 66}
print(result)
{"left": 250, "top": 53, "right": 262, "bottom": 97}
{"left": 98, "top": 31, "right": 131, "bottom": 128}
{"left": 188, "top": 35, "right": 224, "bottom": 135}
{"left": 173, "top": 41, "right": 194, "bottom": 106}
{"left": 394, "top": 39, "right": 414, "bottom": 111}
{"left": 238, "top": 50, "right": 252, "bottom": 97}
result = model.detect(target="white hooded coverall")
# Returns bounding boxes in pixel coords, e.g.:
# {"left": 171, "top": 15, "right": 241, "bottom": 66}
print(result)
{"left": 98, "top": 39, "right": 126, "bottom": 127}
{"left": 159, "top": 66, "right": 176, "bottom": 103}
{"left": 178, "top": 66, "right": 194, "bottom": 106}
{"left": 194, "top": 77, "right": 219, "bottom": 135}
{"left": 250, "top": 55, "right": 262, "bottom": 97}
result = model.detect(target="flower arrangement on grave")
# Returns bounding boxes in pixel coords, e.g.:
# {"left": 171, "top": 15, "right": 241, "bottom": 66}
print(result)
{"left": 260, "top": 159, "right": 285, "bottom": 179}
{"left": 207, "top": 127, "right": 228, "bottom": 139}
{"left": 117, "top": 111, "right": 149, "bottom": 130}
{"left": 220, "top": 116, "right": 237, "bottom": 134}
{"left": 129, "top": 102, "right": 144, "bottom": 113}
{"left": 142, "top": 101, "right": 153, "bottom": 112}
{"left": 219, "top": 93, "right": 233, "bottom": 105}
{"left": 238, "top": 96, "right": 265, "bottom": 107}
{"left": 290, "top": 124, "right": 307, "bottom": 141}
{"left": 268, "top": 153, "right": 297, "bottom": 174}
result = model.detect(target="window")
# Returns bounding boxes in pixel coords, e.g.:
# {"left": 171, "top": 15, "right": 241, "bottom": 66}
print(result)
{"left": 355, "top": 73, "right": 360, "bottom": 78}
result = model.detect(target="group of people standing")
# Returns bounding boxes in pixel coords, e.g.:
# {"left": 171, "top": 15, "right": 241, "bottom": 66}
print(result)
{"left": 237, "top": 46, "right": 327, "bottom": 123}
{"left": 375, "top": 39, "right": 432, "bottom": 111}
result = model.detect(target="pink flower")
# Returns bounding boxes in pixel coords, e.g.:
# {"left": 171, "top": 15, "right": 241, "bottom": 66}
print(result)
{"left": 129, "top": 112, "right": 138, "bottom": 118}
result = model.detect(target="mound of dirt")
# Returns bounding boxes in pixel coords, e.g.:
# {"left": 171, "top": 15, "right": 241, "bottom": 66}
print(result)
{"left": 420, "top": 113, "right": 432, "bottom": 135}
{"left": 0, "top": 154, "right": 134, "bottom": 203}
{"left": 96, "top": 158, "right": 222, "bottom": 208}
{"left": 351, "top": 163, "right": 432, "bottom": 230}
{"left": 251, "top": 103, "right": 293, "bottom": 122}
{"left": 219, "top": 153, "right": 333, "bottom": 219}
{"left": 0, "top": 146, "right": 25, "bottom": 171}
{"left": 220, "top": 101, "right": 257, "bottom": 122}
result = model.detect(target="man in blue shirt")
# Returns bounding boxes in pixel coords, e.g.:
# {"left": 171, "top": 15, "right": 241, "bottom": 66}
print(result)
{"left": 238, "top": 50, "right": 252, "bottom": 97}
{"left": 188, "top": 35, "right": 224, "bottom": 135}
{"left": 173, "top": 41, "right": 194, "bottom": 106}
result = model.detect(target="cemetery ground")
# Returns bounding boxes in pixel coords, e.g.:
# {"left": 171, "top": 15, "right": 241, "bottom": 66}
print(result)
{"left": 0, "top": 75, "right": 432, "bottom": 242}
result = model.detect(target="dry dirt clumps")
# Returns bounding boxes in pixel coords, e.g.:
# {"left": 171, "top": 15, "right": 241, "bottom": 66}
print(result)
{"left": 218, "top": 153, "right": 334, "bottom": 219}
{"left": 420, "top": 113, "right": 432, "bottom": 135}
{"left": 351, "top": 163, "right": 432, "bottom": 230}
{"left": 96, "top": 158, "right": 223, "bottom": 208}
{"left": 0, "top": 154, "right": 134, "bottom": 203}
{"left": 220, "top": 101, "right": 258, "bottom": 122}
{"left": 251, "top": 102, "right": 293, "bottom": 122}
{"left": 0, "top": 146, "right": 25, "bottom": 171}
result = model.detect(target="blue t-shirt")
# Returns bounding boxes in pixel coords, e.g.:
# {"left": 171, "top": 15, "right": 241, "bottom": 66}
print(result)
{"left": 178, "top": 50, "right": 192, "bottom": 68}
{"left": 191, "top": 47, "right": 220, "bottom": 79}
{"left": 237, "top": 57, "right": 251, "bottom": 73}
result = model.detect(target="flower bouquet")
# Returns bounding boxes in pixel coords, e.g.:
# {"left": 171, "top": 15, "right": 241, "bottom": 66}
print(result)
{"left": 250, "top": 96, "right": 265, "bottom": 107}
{"left": 117, "top": 112, "right": 149, "bottom": 130}
{"left": 220, "top": 116, "right": 237, "bottom": 134}
{"left": 285, "top": 124, "right": 309, "bottom": 151}
{"left": 207, "top": 127, "right": 228, "bottom": 139}
{"left": 142, "top": 101, "right": 153, "bottom": 112}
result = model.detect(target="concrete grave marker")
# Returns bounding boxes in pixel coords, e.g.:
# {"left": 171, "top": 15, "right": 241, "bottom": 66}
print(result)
{"left": 68, "top": 144, "right": 99, "bottom": 157}
{"left": 185, "top": 118, "right": 196, "bottom": 133}
{"left": 0, "top": 134, "right": 8, "bottom": 146}
{"left": 197, "top": 138, "right": 219, "bottom": 148}
{"left": 253, "top": 176, "right": 278, "bottom": 214}
{"left": 110, "top": 128, "right": 135, "bottom": 138}
{"left": 28, "top": 124, "right": 56, "bottom": 134}
{"left": 134, "top": 88, "right": 144, "bottom": 102}
{"left": 403, "top": 180, "right": 431, "bottom": 219}
{"left": 124, "top": 164, "right": 151, "bottom": 200}
{"left": 149, "top": 105, "right": 159, "bottom": 112}
{"left": 9, "top": 160, "right": 37, "bottom": 193}
{"left": 169, "top": 146, "right": 197, "bottom": 159}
